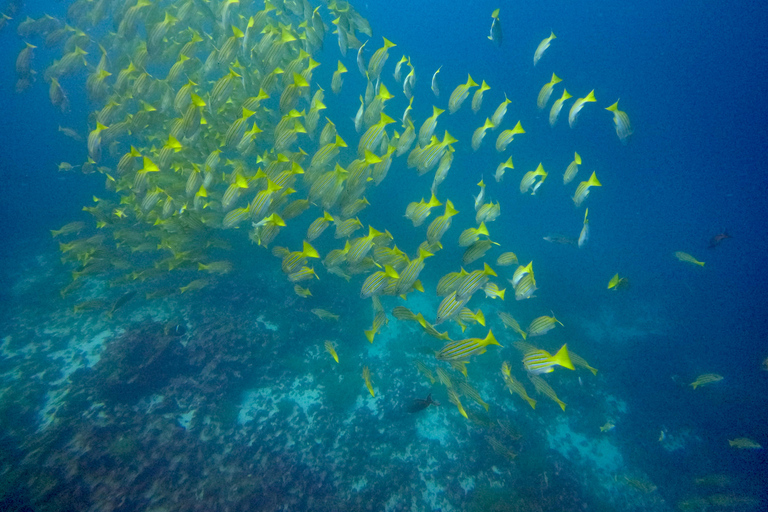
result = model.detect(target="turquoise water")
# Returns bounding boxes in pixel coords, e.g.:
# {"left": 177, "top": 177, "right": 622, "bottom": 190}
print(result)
{"left": 0, "top": 1, "right": 766, "bottom": 511}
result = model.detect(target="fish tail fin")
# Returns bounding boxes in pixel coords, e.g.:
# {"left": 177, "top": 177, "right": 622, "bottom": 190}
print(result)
{"left": 552, "top": 344, "right": 575, "bottom": 370}
{"left": 527, "top": 397, "right": 537, "bottom": 409}
{"left": 364, "top": 329, "right": 375, "bottom": 343}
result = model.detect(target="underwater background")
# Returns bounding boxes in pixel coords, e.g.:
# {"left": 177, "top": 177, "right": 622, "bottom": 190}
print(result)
{"left": 0, "top": 0, "right": 767, "bottom": 511}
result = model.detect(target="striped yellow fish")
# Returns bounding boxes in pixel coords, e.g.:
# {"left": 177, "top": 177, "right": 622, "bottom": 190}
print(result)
{"left": 447, "top": 388, "right": 468, "bottom": 418}
{"left": 675, "top": 252, "right": 705, "bottom": 267}
{"left": 606, "top": 100, "right": 633, "bottom": 144}
{"left": 563, "top": 152, "right": 581, "bottom": 184}
{"left": 362, "top": 366, "right": 375, "bottom": 397}
{"left": 549, "top": 89, "right": 572, "bottom": 127}
{"left": 528, "top": 374, "right": 566, "bottom": 411}
{"left": 448, "top": 74, "right": 479, "bottom": 114}
{"left": 459, "top": 381, "right": 489, "bottom": 411}
{"left": 689, "top": 373, "right": 723, "bottom": 389}
{"left": 526, "top": 314, "right": 563, "bottom": 337}
{"left": 436, "top": 330, "right": 501, "bottom": 362}
{"left": 501, "top": 361, "right": 536, "bottom": 409}
{"left": 523, "top": 344, "right": 574, "bottom": 375}
{"left": 324, "top": 341, "right": 339, "bottom": 363}
{"left": 569, "top": 351, "right": 598, "bottom": 376}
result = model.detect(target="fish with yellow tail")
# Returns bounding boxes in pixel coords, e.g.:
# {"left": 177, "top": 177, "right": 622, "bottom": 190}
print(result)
{"left": 488, "top": 9, "right": 502, "bottom": 47}
{"left": 569, "top": 90, "right": 597, "bottom": 128}
{"left": 526, "top": 314, "right": 563, "bottom": 337}
{"left": 447, "top": 388, "right": 468, "bottom": 419}
{"left": 550, "top": 89, "right": 573, "bottom": 126}
{"left": 362, "top": 366, "right": 375, "bottom": 397}
{"left": 523, "top": 344, "right": 575, "bottom": 375}
{"left": 675, "top": 252, "right": 705, "bottom": 267}
{"left": 578, "top": 209, "right": 590, "bottom": 248}
{"left": 569, "top": 351, "right": 598, "bottom": 376}
{"left": 537, "top": 73, "right": 561, "bottom": 110}
{"left": 605, "top": 100, "right": 633, "bottom": 143}
{"left": 502, "top": 361, "right": 537, "bottom": 409}
{"left": 436, "top": 330, "right": 501, "bottom": 362}
{"left": 324, "top": 341, "right": 339, "bottom": 363}
{"left": 533, "top": 31, "right": 556, "bottom": 66}
{"left": 608, "top": 275, "right": 631, "bottom": 294}
{"left": 448, "top": 74, "right": 479, "bottom": 114}
{"left": 572, "top": 171, "right": 601, "bottom": 207}
{"left": 528, "top": 374, "right": 567, "bottom": 411}
{"left": 689, "top": 373, "right": 723, "bottom": 389}
{"left": 600, "top": 422, "right": 616, "bottom": 432}
{"left": 728, "top": 438, "right": 762, "bottom": 450}
{"left": 563, "top": 152, "right": 582, "bottom": 184}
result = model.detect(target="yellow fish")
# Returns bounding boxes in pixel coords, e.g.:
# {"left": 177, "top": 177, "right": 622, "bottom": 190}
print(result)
{"left": 436, "top": 330, "right": 501, "bottom": 362}
{"left": 689, "top": 373, "right": 723, "bottom": 389}
{"left": 728, "top": 438, "right": 762, "bottom": 449}
{"left": 324, "top": 341, "right": 339, "bottom": 363}
{"left": 675, "top": 252, "right": 705, "bottom": 267}
{"left": 362, "top": 366, "right": 375, "bottom": 397}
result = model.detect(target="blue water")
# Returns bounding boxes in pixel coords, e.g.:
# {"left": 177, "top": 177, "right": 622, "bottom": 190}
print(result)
{"left": 0, "top": 0, "right": 767, "bottom": 510}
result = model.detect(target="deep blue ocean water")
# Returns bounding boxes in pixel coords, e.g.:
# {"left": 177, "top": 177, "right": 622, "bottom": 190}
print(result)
{"left": 0, "top": 0, "right": 767, "bottom": 510}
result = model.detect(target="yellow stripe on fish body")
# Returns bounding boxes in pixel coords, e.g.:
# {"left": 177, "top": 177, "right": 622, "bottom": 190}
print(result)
{"left": 569, "top": 90, "right": 597, "bottom": 128}
{"left": 456, "top": 263, "right": 497, "bottom": 300}
{"left": 471, "top": 118, "right": 495, "bottom": 151}
{"left": 563, "top": 152, "right": 582, "bottom": 184}
{"left": 471, "top": 80, "right": 491, "bottom": 113}
{"left": 491, "top": 94, "right": 512, "bottom": 128}
{"left": 462, "top": 239, "right": 499, "bottom": 266}
{"left": 416, "top": 314, "right": 452, "bottom": 341}
{"left": 436, "top": 330, "right": 501, "bottom": 362}
{"left": 427, "top": 200, "right": 459, "bottom": 244}
{"left": 221, "top": 206, "right": 251, "bottom": 229}
{"left": 523, "top": 344, "right": 574, "bottom": 374}
{"left": 397, "top": 120, "right": 417, "bottom": 157}
{"left": 436, "top": 367, "right": 454, "bottom": 388}
{"left": 362, "top": 366, "right": 375, "bottom": 397}
{"left": 514, "top": 272, "right": 537, "bottom": 300}
{"left": 249, "top": 179, "right": 282, "bottom": 221}
{"left": 324, "top": 341, "right": 339, "bottom": 363}
{"left": 550, "top": 89, "right": 573, "bottom": 127}
{"left": 221, "top": 173, "right": 250, "bottom": 212}
{"left": 495, "top": 121, "right": 525, "bottom": 152}
{"left": 358, "top": 112, "right": 395, "bottom": 157}
{"left": 606, "top": 100, "right": 633, "bottom": 143}
{"left": 533, "top": 31, "right": 556, "bottom": 66}
{"left": 361, "top": 265, "right": 400, "bottom": 299}
{"left": 528, "top": 374, "right": 566, "bottom": 411}
{"left": 458, "top": 222, "right": 490, "bottom": 247}
{"left": 415, "top": 360, "right": 436, "bottom": 384}
{"left": 526, "top": 315, "right": 563, "bottom": 337}
{"left": 436, "top": 268, "right": 470, "bottom": 296}
{"left": 448, "top": 74, "right": 479, "bottom": 114}
{"left": 537, "top": 73, "right": 561, "bottom": 110}
{"left": 572, "top": 171, "right": 601, "bottom": 207}
{"left": 675, "top": 252, "right": 705, "bottom": 267}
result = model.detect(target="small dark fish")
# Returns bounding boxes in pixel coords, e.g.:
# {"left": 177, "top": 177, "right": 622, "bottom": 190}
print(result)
{"left": 708, "top": 230, "right": 732, "bottom": 248}
{"left": 407, "top": 393, "right": 440, "bottom": 413}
